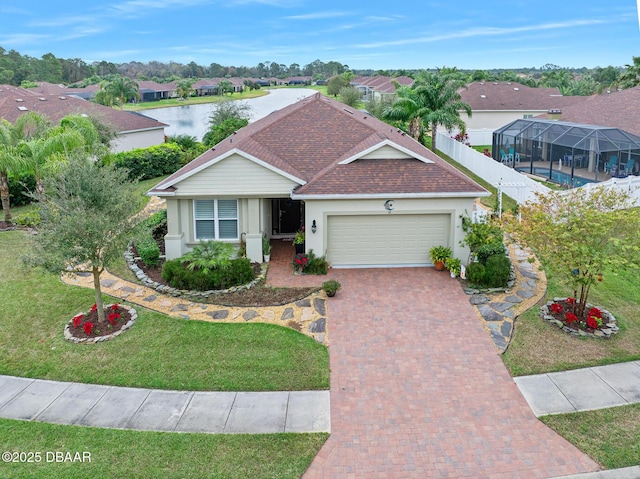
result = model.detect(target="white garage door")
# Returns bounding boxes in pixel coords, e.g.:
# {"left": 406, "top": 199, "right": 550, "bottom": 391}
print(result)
{"left": 327, "top": 214, "right": 451, "bottom": 267}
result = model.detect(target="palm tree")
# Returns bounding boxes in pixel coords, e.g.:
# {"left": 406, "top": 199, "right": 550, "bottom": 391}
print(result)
{"left": 99, "top": 76, "right": 140, "bottom": 109}
{"left": 0, "top": 112, "right": 49, "bottom": 222}
{"left": 383, "top": 71, "right": 471, "bottom": 151}
{"left": 20, "top": 115, "right": 104, "bottom": 196}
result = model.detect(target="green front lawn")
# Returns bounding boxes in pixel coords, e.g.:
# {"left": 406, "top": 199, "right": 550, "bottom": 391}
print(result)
{"left": 540, "top": 404, "right": 640, "bottom": 469}
{"left": 503, "top": 265, "right": 640, "bottom": 376}
{"left": 0, "top": 230, "right": 329, "bottom": 391}
{"left": 0, "top": 419, "right": 327, "bottom": 479}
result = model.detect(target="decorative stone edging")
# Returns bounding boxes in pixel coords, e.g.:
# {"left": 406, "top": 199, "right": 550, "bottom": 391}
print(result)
{"left": 540, "top": 299, "right": 619, "bottom": 339}
{"left": 124, "top": 248, "right": 268, "bottom": 299}
{"left": 64, "top": 304, "right": 138, "bottom": 344}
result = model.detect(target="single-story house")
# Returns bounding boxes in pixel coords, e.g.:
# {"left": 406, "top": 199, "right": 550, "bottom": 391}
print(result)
{"left": 149, "top": 93, "right": 488, "bottom": 267}
{"left": 0, "top": 84, "right": 168, "bottom": 152}
{"left": 457, "top": 82, "right": 585, "bottom": 145}
{"left": 352, "top": 75, "right": 414, "bottom": 103}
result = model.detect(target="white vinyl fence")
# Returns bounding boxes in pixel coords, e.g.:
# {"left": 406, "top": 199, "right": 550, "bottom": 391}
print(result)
{"left": 437, "top": 132, "right": 640, "bottom": 205}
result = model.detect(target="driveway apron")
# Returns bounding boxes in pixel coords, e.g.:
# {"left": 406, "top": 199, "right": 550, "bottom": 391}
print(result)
{"left": 303, "top": 268, "right": 599, "bottom": 479}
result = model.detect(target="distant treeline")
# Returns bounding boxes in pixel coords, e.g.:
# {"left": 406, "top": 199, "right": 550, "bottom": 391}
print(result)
{"left": 1, "top": 45, "right": 637, "bottom": 96}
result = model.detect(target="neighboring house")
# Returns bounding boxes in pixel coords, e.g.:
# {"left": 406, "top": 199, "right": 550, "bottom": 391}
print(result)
{"left": 149, "top": 93, "right": 488, "bottom": 267}
{"left": 352, "top": 75, "right": 414, "bottom": 102}
{"left": 0, "top": 84, "right": 168, "bottom": 152}
{"left": 458, "top": 82, "right": 584, "bottom": 144}
{"left": 535, "top": 86, "right": 640, "bottom": 137}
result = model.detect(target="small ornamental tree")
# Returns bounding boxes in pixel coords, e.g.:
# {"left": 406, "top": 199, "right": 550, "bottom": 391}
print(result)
{"left": 25, "top": 158, "right": 143, "bottom": 324}
{"left": 504, "top": 186, "right": 640, "bottom": 317}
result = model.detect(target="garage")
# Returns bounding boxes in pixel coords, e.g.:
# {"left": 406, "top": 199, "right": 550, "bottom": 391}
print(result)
{"left": 327, "top": 214, "right": 451, "bottom": 267}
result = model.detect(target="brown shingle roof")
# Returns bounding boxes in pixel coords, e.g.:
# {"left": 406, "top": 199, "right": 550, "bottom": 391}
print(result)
{"left": 0, "top": 84, "right": 167, "bottom": 134}
{"left": 151, "top": 93, "right": 486, "bottom": 198}
{"left": 535, "top": 87, "right": 640, "bottom": 137}
{"left": 460, "top": 81, "right": 584, "bottom": 111}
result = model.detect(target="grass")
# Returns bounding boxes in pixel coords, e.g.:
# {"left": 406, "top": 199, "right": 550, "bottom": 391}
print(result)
{"left": 0, "top": 418, "right": 327, "bottom": 479}
{"left": 0, "top": 230, "right": 329, "bottom": 391}
{"left": 503, "top": 265, "right": 640, "bottom": 376}
{"left": 133, "top": 175, "right": 170, "bottom": 205}
{"left": 540, "top": 404, "right": 640, "bottom": 469}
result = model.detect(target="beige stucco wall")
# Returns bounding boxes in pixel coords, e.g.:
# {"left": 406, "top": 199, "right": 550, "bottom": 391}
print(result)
{"left": 303, "top": 196, "right": 476, "bottom": 265}
{"left": 172, "top": 154, "right": 299, "bottom": 197}
{"left": 460, "top": 110, "right": 546, "bottom": 132}
{"left": 111, "top": 128, "right": 166, "bottom": 153}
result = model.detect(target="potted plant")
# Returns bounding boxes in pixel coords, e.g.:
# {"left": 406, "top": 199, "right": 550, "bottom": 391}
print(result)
{"left": 262, "top": 232, "right": 271, "bottom": 262}
{"left": 445, "top": 257, "right": 461, "bottom": 278}
{"left": 322, "top": 279, "right": 342, "bottom": 297}
{"left": 293, "top": 228, "right": 305, "bottom": 254}
{"left": 429, "top": 245, "right": 452, "bottom": 271}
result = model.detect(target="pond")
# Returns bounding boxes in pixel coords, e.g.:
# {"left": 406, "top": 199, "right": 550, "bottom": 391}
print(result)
{"left": 143, "top": 88, "right": 317, "bottom": 141}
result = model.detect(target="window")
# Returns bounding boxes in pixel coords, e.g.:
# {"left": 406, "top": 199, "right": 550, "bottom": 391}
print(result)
{"left": 194, "top": 199, "right": 238, "bottom": 240}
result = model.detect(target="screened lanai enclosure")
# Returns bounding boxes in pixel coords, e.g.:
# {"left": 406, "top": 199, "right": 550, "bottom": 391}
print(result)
{"left": 492, "top": 119, "right": 640, "bottom": 187}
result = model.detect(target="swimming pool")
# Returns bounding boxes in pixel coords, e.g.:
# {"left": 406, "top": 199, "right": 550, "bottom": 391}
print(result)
{"left": 516, "top": 167, "right": 595, "bottom": 187}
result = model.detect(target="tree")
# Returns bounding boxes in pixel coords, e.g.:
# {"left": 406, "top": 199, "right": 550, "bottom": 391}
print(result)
{"left": 175, "top": 78, "right": 195, "bottom": 100}
{"left": 338, "top": 86, "right": 361, "bottom": 108}
{"left": 327, "top": 74, "right": 350, "bottom": 97}
{"left": 383, "top": 71, "right": 471, "bottom": 151}
{"left": 0, "top": 112, "right": 49, "bottom": 222}
{"left": 217, "top": 79, "right": 233, "bottom": 95}
{"left": 97, "top": 76, "right": 140, "bottom": 109}
{"left": 203, "top": 100, "right": 251, "bottom": 147}
{"left": 19, "top": 114, "right": 104, "bottom": 195}
{"left": 504, "top": 186, "right": 640, "bottom": 318}
{"left": 620, "top": 56, "right": 640, "bottom": 89}
{"left": 26, "top": 159, "right": 143, "bottom": 324}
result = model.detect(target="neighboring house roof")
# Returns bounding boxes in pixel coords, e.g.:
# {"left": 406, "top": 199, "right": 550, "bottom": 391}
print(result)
{"left": 0, "top": 84, "right": 168, "bottom": 134}
{"left": 535, "top": 87, "right": 640, "bottom": 137}
{"left": 352, "top": 76, "right": 414, "bottom": 94}
{"left": 150, "top": 93, "right": 487, "bottom": 198}
{"left": 459, "top": 81, "right": 584, "bottom": 111}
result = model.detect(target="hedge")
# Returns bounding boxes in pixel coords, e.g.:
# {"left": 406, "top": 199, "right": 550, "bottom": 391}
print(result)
{"left": 162, "top": 257, "right": 254, "bottom": 291}
{"left": 109, "top": 143, "right": 184, "bottom": 180}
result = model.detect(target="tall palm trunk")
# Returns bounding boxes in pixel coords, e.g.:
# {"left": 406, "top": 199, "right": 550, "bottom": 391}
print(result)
{"left": 0, "top": 172, "right": 12, "bottom": 222}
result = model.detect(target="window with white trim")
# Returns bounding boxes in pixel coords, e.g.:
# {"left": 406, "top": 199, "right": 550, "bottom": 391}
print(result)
{"left": 194, "top": 199, "right": 238, "bottom": 240}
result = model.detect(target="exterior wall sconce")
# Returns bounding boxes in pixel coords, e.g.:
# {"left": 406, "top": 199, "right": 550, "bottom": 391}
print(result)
{"left": 311, "top": 220, "right": 317, "bottom": 234}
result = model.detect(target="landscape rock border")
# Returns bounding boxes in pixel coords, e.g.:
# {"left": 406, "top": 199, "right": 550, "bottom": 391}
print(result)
{"left": 540, "top": 299, "right": 619, "bottom": 339}
{"left": 124, "top": 247, "right": 268, "bottom": 299}
{"left": 64, "top": 304, "right": 138, "bottom": 344}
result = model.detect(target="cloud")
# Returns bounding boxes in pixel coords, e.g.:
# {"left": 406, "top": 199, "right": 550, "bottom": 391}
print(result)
{"left": 356, "top": 17, "right": 614, "bottom": 49}
{"left": 284, "top": 11, "right": 350, "bottom": 20}
{"left": 0, "top": 33, "right": 49, "bottom": 46}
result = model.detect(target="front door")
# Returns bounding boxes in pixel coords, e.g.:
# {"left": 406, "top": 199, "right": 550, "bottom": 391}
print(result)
{"left": 272, "top": 199, "right": 303, "bottom": 236}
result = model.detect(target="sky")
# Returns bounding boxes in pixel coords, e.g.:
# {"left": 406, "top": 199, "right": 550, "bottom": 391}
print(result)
{"left": 0, "top": 1, "right": 638, "bottom": 71}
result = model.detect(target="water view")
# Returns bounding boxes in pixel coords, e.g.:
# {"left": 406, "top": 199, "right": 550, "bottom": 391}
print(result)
{"left": 143, "top": 88, "right": 317, "bottom": 140}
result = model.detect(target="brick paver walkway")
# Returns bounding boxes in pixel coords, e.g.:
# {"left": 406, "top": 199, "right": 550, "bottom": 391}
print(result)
{"left": 301, "top": 268, "right": 599, "bottom": 479}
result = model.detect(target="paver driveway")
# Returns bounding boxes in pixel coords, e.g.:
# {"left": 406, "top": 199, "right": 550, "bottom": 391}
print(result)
{"left": 302, "top": 268, "right": 599, "bottom": 479}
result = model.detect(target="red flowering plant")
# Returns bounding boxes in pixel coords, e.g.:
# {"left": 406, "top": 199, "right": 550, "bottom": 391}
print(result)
{"left": 83, "top": 322, "right": 95, "bottom": 335}
{"left": 293, "top": 253, "right": 309, "bottom": 273}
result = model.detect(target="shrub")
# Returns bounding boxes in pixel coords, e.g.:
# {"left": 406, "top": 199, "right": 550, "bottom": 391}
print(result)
{"left": 466, "top": 262, "right": 486, "bottom": 285}
{"left": 162, "top": 257, "right": 254, "bottom": 291}
{"left": 483, "top": 254, "right": 511, "bottom": 288}
{"left": 108, "top": 143, "right": 184, "bottom": 180}
{"left": 6, "top": 172, "right": 36, "bottom": 208}
{"left": 137, "top": 238, "right": 161, "bottom": 267}
{"left": 13, "top": 209, "right": 41, "bottom": 227}
{"left": 476, "top": 242, "right": 506, "bottom": 264}
{"left": 305, "top": 250, "right": 328, "bottom": 275}
{"left": 143, "top": 210, "right": 167, "bottom": 242}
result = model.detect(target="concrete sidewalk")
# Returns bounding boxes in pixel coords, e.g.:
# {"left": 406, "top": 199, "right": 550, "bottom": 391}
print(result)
{"left": 0, "top": 375, "right": 330, "bottom": 434}
{"left": 514, "top": 360, "right": 640, "bottom": 416}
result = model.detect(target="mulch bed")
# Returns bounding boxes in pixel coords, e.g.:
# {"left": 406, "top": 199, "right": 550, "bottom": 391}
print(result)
{"left": 66, "top": 304, "right": 132, "bottom": 340}
{"left": 130, "top": 245, "right": 317, "bottom": 307}
{"left": 545, "top": 298, "right": 612, "bottom": 334}
{"left": 0, "top": 221, "right": 17, "bottom": 231}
